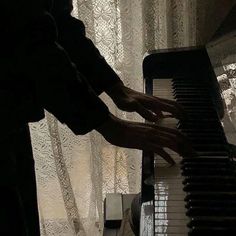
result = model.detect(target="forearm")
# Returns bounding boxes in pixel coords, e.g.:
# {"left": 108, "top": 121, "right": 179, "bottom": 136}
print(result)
{"left": 55, "top": 15, "right": 124, "bottom": 95}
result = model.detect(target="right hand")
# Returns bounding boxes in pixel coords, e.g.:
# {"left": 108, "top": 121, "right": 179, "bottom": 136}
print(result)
{"left": 106, "top": 83, "right": 186, "bottom": 122}
{"left": 96, "top": 113, "right": 196, "bottom": 165}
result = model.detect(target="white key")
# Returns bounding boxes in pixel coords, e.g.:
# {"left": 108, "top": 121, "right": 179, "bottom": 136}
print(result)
{"left": 155, "top": 226, "right": 188, "bottom": 234}
{"left": 153, "top": 79, "right": 174, "bottom": 99}
{"left": 155, "top": 219, "right": 188, "bottom": 226}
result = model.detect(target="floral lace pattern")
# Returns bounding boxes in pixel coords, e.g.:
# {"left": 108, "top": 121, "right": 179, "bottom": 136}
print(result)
{"left": 217, "top": 64, "right": 236, "bottom": 144}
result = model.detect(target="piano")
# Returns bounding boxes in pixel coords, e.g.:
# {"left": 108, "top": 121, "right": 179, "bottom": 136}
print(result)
{"left": 138, "top": 46, "right": 235, "bottom": 236}
{"left": 130, "top": 6, "right": 236, "bottom": 235}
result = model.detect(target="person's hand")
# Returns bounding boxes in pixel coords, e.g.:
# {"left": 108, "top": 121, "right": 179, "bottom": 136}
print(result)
{"left": 106, "top": 83, "right": 185, "bottom": 121}
{"left": 96, "top": 114, "right": 196, "bottom": 165}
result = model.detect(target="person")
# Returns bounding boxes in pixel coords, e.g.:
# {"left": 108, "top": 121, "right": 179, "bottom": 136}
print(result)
{"left": 49, "top": 0, "right": 189, "bottom": 161}
{"left": 0, "top": 0, "right": 194, "bottom": 235}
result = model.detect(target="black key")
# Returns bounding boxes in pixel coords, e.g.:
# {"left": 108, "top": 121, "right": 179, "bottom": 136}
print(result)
{"left": 186, "top": 200, "right": 236, "bottom": 209}
{"left": 182, "top": 167, "right": 234, "bottom": 176}
{"left": 183, "top": 176, "right": 235, "bottom": 185}
{"left": 194, "top": 152, "right": 229, "bottom": 156}
{"left": 181, "top": 163, "right": 232, "bottom": 170}
{"left": 183, "top": 183, "right": 236, "bottom": 192}
{"left": 186, "top": 138, "right": 226, "bottom": 145}
{"left": 185, "top": 192, "right": 236, "bottom": 202}
{"left": 179, "top": 128, "right": 224, "bottom": 133}
{"left": 181, "top": 157, "right": 230, "bottom": 164}
{"left": 173, "top": 85, "right": 207, "bottom": 88}
{"left": 189, "top": 226, "right": 236, "bottom": 236}
{"left": 188, "top": 217, "right": 236, "bottom": 228}
{"left": 186, "top": 206, "right": 236, "bottom": 217}
{"left": 174, "top": 94, "right": 211, "bottom": 100}
{"left": 178, "top": 122, "right": 222, "bottom": 130}
{"left": 173, "top": 90, "right": 209, "bottom": 94}
{"left": 191, "top": 145, "right": 227, "bottom": 152}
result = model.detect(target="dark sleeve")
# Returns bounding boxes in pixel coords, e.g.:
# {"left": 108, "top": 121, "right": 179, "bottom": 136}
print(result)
{"left": 18, "top": 13, "right": 109, "bottom": 135}
{"left": 55, "top": 15, "right": 124, "bottom": 95}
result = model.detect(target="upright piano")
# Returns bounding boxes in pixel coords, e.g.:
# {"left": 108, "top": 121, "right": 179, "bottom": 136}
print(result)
{"left": 132, "top": 46, "right": 236, "bottom": 236}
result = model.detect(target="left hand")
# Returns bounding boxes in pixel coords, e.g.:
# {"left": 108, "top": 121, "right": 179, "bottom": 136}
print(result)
{"left": 107, "top": 83, "right": 185, "bottom": 122}
{"left": 96, "top": 113, "right": 196, "bottom": 165}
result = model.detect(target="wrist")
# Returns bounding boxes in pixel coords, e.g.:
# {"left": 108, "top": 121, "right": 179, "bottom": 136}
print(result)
{"left": 95, "top": 113, "right": 131, "bottom": 147}
{"left": 95, "top": 113, "right": 117, "bottom": 136}
{"left": 105, "top": 81, "right": 125, "bottom": 98}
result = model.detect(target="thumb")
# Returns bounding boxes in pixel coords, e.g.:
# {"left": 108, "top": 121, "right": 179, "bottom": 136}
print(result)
{"left": 156, "top": 148, "right": 176, "bottom": 165}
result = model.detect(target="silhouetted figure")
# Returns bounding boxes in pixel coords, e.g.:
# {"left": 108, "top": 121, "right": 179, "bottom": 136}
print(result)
{"left": 0, "top": 1, "right": 109, "bottom": 235}
{"left": 0, "top": 1, "right": 192, "bottom": 235}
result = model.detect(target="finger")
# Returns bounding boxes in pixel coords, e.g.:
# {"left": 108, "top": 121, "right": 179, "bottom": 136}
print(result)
{"left": 153, "top": 146, "right": 176, "bottom": 165}
{"left": 158, "top": 97, "right": 184, "bottom": 110}
{"left": 149, "top": 128, "right": 196, "bottom": 157}
{"left": 135, "top": 122, "right": 179, "bottom": 140}
{"left": 151, "top": 123, "right": 197, "bottom": 157}
{"left": 141, "top": 139, "right": 174, "bottom": 161}
{"left": 141, "top": 97, "right": 185, "bottom": 120}
{"left": 153, "top": 124, "right": 183, "bottom": 137}
{"left": 158, "top": 148, "right": 176, "bottom": 165}
{"left": 130, "top": 123, "right": 179, "bottom": 152}
{"left": 129, "top": 121, "right": 196, "bottom": 157}
{"left": 162, "top": 114, "right": 174, "bottom": 118}
{"left": 147, "top": 129, "right": 183, "bottom": 156}
{"left": 135, "top": 122, "right": 182, "bottom": 142}
{"left": 158, "top": 137, "right": 180, "bottom": 154}
{"left": 158, "top": 98, "right": 186, "bottom": 119}
{"left": 134, "top": 102, "right": 160, "bottom": 122}
{"left": 158, "top": 102, "right": 185, "bottom": 120}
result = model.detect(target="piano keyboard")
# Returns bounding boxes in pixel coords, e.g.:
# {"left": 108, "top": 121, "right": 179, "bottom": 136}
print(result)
{"left": 152, "top": 78, "right": 236, "bottom": 236}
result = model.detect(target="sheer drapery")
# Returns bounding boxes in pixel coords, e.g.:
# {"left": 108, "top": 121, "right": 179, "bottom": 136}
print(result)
{"left": 31, "top": 1, "right": 145, "bottom": 235}
{"left": 29, "top": 1, "right": 235, "bottom": 235}
{"left": 217, "top": 63, "right": 236, "bottom": 145}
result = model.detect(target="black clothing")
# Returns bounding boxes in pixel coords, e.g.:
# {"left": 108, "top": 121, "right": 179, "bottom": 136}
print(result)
{"left": 1, "top": 10, "right": 110, "bottom": 137}
{"left": 0, "top": 0, "right": 125, "bottom": 234}
{"left": 55, "top": 14, "right": 123, "bottom": 95}
{"left": 0, "top": 2, "right": 112, "bottom": 235}
{"left": 15, "top": 12, "right": 109, "bottom": 135}
{"left": 0, "top": 125, "right": 40, "bottom": 236}
{"left": 51, "top": 0, "right": 73, "bottom": 17}
{"left": 51, "top": 0, "right": 123, "bottom": 95}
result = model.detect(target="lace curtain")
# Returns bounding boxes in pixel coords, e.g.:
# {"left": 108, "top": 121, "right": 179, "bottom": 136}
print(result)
{"left": 29, "top": 1, "right": 236, "bottom": 235}
{"left": 217, "top": 63, "right": 236, "bottom": 145}
{"left": 31, "top": 1, "right": 145, "bottom": 235}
